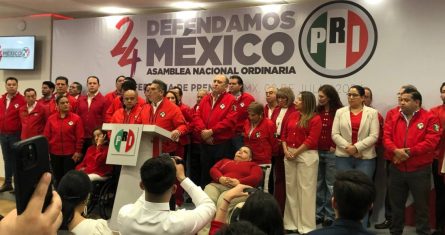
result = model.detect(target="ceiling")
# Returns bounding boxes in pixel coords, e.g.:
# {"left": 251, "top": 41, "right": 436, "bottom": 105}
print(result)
{"left": 0, "top": 0, "right": 298, "bottom": 19}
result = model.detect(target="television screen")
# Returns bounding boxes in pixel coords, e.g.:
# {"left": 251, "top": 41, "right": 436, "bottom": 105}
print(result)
{"left": 0, "top": 36, "right": 35, "bottom": 70}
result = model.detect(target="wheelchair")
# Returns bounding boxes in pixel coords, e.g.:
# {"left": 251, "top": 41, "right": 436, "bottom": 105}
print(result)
{"left": 86, "top": 166, "right": 120, "bottom": 219}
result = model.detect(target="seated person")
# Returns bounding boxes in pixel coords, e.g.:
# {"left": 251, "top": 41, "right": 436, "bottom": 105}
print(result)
{"left": 308, "top": 170, "right": 376, "bottom": 235}
{"left": 205, "top": 146, "right": 263, "bottom": 213}
{"left": 58, "top": 170, "right": 112, "bottom": 235}
{"left": 118, "top": 156, "right": 216, "bottom": 235}
{"left": 215, "top": 221, "right": 267, "bottom": 235}
{"left": 210, "top": 184, "right": 284, "bottom": 235}
{"left": 75, "top": 128, "right": 112, "bottom": 181}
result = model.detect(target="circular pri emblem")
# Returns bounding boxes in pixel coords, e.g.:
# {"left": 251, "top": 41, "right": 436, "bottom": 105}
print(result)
{"left": 417, "top": 123, "right": 424, "bottom": 130}
{"left": 299, "top": 1, "right": 378, "bottom": 78}
{"left": 160, "top": 111, "right": 166, "bottom": 118}
{"left": 68, "top": 121, "right": 74, "bottom": 126}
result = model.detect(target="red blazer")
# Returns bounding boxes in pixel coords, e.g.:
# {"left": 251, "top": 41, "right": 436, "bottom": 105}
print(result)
{"left": 193, "top": 92, "right": 238, "bottom": 144}
{"left": 105, "top": 95, "right": 145, "bottom": 123}
{"left": 271, "top": 105, "right": 297, "bottom": 136}
{"left": 178, "top": 103, "right": 192, "bottom": 145}
{"left": 281, "top": 112, "right": 322, "bottom": 150}
{"left": 110, "top": 106, "right": 143, "bottom": 124}
{"left": 234, "top": 92, "right": 255, "bottom": 134}
{"left": 384, "top": 108, "right": 442, "bottom": 172}
{"left": 77, "top": 93, "right": 109, "bottom": 138}
{"left": 48, "top": 93, "right": 78, "bottom": 115}
{"left": 19, "top": 102, "right": 48, "bottom": 139}
{"left": 243, "top": 118, "right": 278, "bottom": 164}
{"left": 44, "top": 112, "right": 84, "bottom": 155}
{"left": 210, "top": 159, "right": 263, "bottom": 187}
{"left": 141, "top": 98, "right": 188, "bottom": 153}
{"left": 104, "top": 90, "right": 119, "bottom": 104}
{"left": 76, "top": 145, "right": 112, "bottom": 177}
{"left": 0, "top": 92, "right": 26, "bottom": 133}
{"left": 430, "top": 104, "right": 445, "bottom": 173}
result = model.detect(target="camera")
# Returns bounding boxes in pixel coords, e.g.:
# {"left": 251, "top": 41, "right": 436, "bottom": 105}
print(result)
{"left": 171, "top": 156, "right": 184, "bottom": 165}
{"left": 243, "top": 187, "right": 258, "bottom": 195}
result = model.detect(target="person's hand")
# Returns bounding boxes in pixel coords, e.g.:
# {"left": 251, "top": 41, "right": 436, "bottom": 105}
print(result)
{"left": 0, "top": 173, "right": 62, "bottom": 235}
{"left": 393, "top": 148, "right": 409, "bottom": 164}
{"left": 345, "top": 145, "right": 358, "bottom": 156}
{"left": 223, "top": 184, "right": 250, "bottom": 201}
{"left": 201, "top": 129, "right": 213, "bottom": 140}
{"left": 227, "top": 178, "right": 240, "bottom": 187}
{"left": 284, "top": 148, "right": 294, "bottom": 160}
{"left": 172, "top": 157, "right": 186, "bottom": 182}
{"left": 219, "top": 176, "right": 231, "bottom": 187}
{"left": 170, "top": 130, "right": 181, "bottom": 142}
{"left": 96, "top": 134, "right": 105, "bottom": 146}
{"left": 204, "top": 137, "right": 214, "bottom": 145}
{"left": 329, "top": 147, "right": 336, "bottom": 153}
{"left": 72, "top": 152, "right": 83, "bottom": 162}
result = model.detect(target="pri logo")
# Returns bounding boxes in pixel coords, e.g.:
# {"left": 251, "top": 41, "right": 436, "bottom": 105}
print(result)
{"left": 299, "top": 1, "right": 377, "bottom": 78}
{"left": 113, "top": 129, "right": 135, "bottom": 153}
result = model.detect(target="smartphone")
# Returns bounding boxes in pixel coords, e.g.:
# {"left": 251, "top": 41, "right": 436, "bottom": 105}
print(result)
{"left": 243, "top": 187, "right": 258, "bottom": 195}
{"left": 13, "top": 135, "right": 53, "bottom": 215}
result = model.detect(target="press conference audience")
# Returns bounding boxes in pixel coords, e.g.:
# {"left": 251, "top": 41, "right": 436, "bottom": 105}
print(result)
{"left": 118, "top": 156, "right": 215, "bottom": 235}
{"left": 58, "top": 170, "right": 112, "bottom": 235}
{"left": 308, "top": 170, "right": 376, "bottom": 235}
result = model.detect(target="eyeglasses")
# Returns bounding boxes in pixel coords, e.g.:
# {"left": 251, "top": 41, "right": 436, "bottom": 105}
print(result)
{"left": 346, "top": 93, "right": 360, "bottom": 98}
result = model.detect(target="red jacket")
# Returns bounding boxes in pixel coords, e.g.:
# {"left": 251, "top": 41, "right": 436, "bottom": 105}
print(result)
{"left": 264, "top": 104, "right": 278, "bottom": 119}
{"left": 44, "top": 112, "right": 84, "bottom": 155}
{"left": 0, "top": 92, "right": 26, "bottom": 134}
{"left": 243, "top": 118, "right": 278, "bottom": 164}
{"left": 282, "top": 112, "right": 322, "bottom": 150}
{"left": 430, "top": 104, "right": 445, "bottom": 173}
{"left": 37, "top": 96, "right": 53, "bottom": 107}
{"left": 178, "top": 103, "right": 192, "bottom": 145}
{"left": 105, "top": 95, "right": 145, "bottom": 123}
{"left": 48, "top": 93, "right": 78, "bottom": 115}
{"left": 19, "top": 102, "right": 48, "bottom": 139}
{"left": 110, "top": 106, "right": 143, "bottom": 124}
{"left": 141, "top": 98, "right": 188, "bottom": 153}
{"left": 77, "top": 93, "right": 109, "bottom": 138}
{"left": 383, "top": 108, "right": 442, "bottom": 172}
{"left": 75, "top": 144, "right": 112, "bottom": 177}
{"left": 210, "top": 159, "right": 263, "bottom": 187}
{"left": 104, "top": 90, "right": 120, "bottom": 104}
{"left": 193, "top": 92, "right": 238, "bottom": 144}
{"left": 233, "top": 92, "right": 255, "bottom": 133}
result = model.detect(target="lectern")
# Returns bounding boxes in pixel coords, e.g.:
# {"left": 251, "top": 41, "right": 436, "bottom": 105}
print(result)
{"left": 102, "top": 123, "right": 172, "bottom": 231}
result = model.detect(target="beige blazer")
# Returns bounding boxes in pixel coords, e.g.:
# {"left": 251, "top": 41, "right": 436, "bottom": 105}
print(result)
{"left": 331, "top": 105, "right": 379, "bottom": 159}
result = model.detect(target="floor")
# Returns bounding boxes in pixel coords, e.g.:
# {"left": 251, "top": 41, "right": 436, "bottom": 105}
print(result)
{"left": 0, "top": 178, "right": 418, "bottom": 234}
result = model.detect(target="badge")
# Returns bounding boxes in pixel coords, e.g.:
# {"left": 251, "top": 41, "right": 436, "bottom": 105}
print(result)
{"left": 240, "top": 102, "right": 245, "bottom": 107}
{"left": 433, "top": 124, "right": 440, "bottom": 132}
{"left": 68, "top": 121, "right": 73, "bottom": 126}
{"left": 417, "top": 123, "right": 424, "bottom": 130}
{"left": 160, "top": 112, "right": 166, "bottom": 118}
{"left": 220, "top": 104, "right": 225, "bottom": 109}
{"left": 14, "top": 104, "right": 19, "bottom": 109}
{"left": 255, "top": 132, "right": 261, "bottom": 138}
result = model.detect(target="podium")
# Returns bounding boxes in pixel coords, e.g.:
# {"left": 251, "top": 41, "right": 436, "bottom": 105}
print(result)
{"left": 102, "top": 123, "right": 172, "bottom": 231}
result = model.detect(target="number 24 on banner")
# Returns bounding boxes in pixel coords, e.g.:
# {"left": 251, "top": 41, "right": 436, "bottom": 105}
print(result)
{"left": 110, "top": 17, "right": 141, "bottom": 77}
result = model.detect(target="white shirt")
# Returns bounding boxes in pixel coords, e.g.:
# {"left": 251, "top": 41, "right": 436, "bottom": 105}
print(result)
{"left": 151, "top": 99, "right": 163, "bottom": 114}
{"left": 118, "top": 178, "right": 216, "bottom": 235}
{"left": 70, "top": 219, "right": 112, "bottom": 235}
{"left": 87, "top": 91, "right": 99, "bottom": 108}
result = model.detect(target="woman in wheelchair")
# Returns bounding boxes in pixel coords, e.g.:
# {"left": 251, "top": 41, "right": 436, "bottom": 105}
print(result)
{"left": 58, "top": 170, "right": 112, "bottom": 235}
{"left": 204, "top": 146, "right": 263, "bottom": 217}
{"left": 76, "top": 128, "right": 112, "bottom": 181}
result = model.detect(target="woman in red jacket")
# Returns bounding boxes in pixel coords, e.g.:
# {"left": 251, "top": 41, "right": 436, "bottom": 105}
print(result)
{"left": 44, "top": 95, "right": 84, "bottom": 185}
{"left": 281, "top": 91, "right": 322, "bottom": 234}
{"left": 243, "top": 101, "right": 278, "bottom": 192}
{"left": 76, "top": 128, "right": 112, "bottom": 181}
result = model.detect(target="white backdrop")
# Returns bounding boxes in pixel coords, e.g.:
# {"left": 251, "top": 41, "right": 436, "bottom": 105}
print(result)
{"left": 52, "top": 0, "right": 445, "bottom": 115}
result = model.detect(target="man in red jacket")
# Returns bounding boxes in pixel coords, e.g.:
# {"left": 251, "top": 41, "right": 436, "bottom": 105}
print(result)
{"left": 19, "top": 88, "right": 48, "bottom": 140}
{"left": 77, "top": 76, "right": 109, "bottom": 153}
{"left": 104, "top": 75, "right": 125, "bottom": 104}
{"left": 48, "top": 76, "right": 78, "bottom": 114}
{"left": 228, "top": 75, "right": 255, "bottom": 155}
{"left": 384, "top": 88, "right": 442, "bottom": 235}
{"left": 0, "top": 77, "right": 26, "bottom": 192}
{"left": 37, "top": 80, "right": 55, "bottom": 107}
{"left": 193, "top": 74, "right": 238, "bottom": 187}
{"left": 430, "top": 82, "right": 445, "bottom": 235}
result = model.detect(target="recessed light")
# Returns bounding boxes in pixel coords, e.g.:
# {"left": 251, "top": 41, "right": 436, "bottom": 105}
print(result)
{"left": 99, "top": 6, "right": 132, "bottom": 14}
{"left": 170, "top": 1, "right": 205, "bottom": 10}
